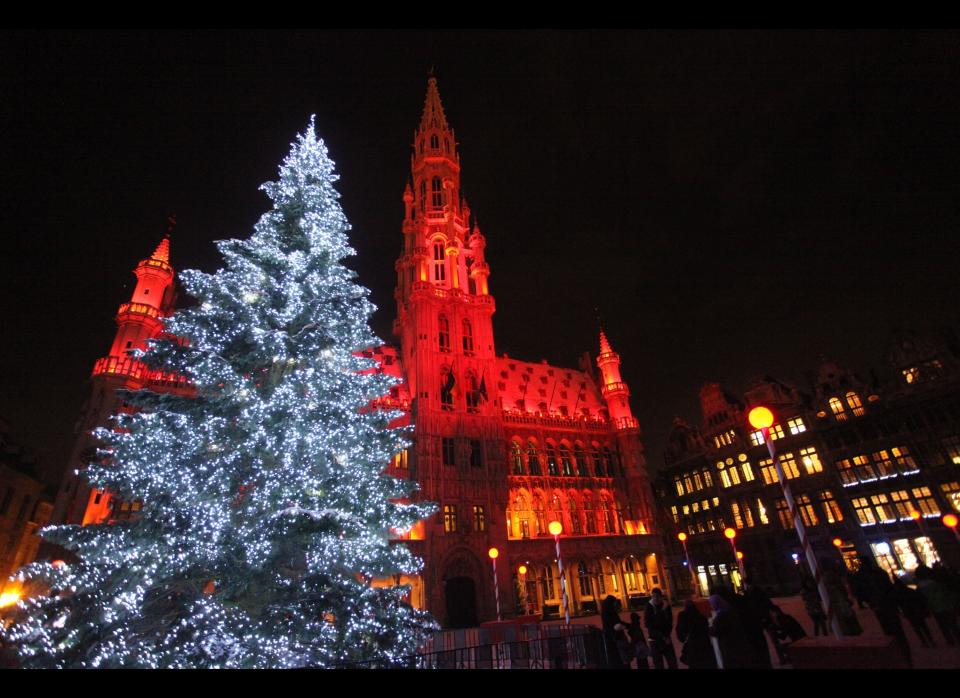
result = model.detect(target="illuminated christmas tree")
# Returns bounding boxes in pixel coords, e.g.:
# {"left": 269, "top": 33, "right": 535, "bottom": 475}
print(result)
{"left": 4, "top": 118, "right": 436, "bottom": 668}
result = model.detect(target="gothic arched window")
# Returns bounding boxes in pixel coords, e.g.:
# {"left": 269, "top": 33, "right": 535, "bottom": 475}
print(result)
{"left": 592, "top": 442, "right": 605, "bottom": 477}
{"left": 438, "top": 314, "right": 450, "bottom": 353}
{"left": 433, "top": 241, "right": 446, "bottom": 282}
{"left": 526, "top": 441, "right": 541, "bottom": 476}
{"left": 431, "top": 176, "right": 444, "bottom": 207}
{"left": 465, "top": 372, "right": 480, "bottom": 413}
{"left": 574, "top": 442, "right": 589, "bottom": 477}
{"left": 560, "top": 443, "right": 574, "bottom": 477}
{"left": 440, "top": 368, "right": 454, "bottom": 411}
{"left": 510, "top": 440, "right": 524, "bottom": 474}
{"left": 462, "top": 318, "right": 474, "bottom": 355}
{"left": 546, "top": 441, "right": 559, "bottom": 476}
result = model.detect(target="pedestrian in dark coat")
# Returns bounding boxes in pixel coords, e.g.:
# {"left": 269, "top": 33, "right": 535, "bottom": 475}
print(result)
{"left": 644, "top": 588, "right": 678, "bottom": 669}
{"left": 861, "top": 560, "right": 912, "bottom": 665}
{"left": 676, "top": 599, "right": 716, "bottom": 669}
{"left": 600, "top": 594, "right": 626, "bottom": 669}
{"left": 708, "top": 593, "right": 753, "bottom": 669}
{"left": 893, "top": 578, "right": 935, "bottom": 647}
{"left": 800, "top": 576, "right": 827, "bottom": 636}
{"left": 627, "top": 612, "right": 650, "bottom": 669}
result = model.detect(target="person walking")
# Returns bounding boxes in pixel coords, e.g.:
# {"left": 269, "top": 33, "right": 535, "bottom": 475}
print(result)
{"left": 644, "top": 588, "right": 678, "bottom": 669}
{"left": 800, "top": 576, "right": 828, "bottom": 636}
{"left": 627, "top": 612, "right": 650, "bottom": 669}
{"left": 708, "top": 592, "right": 753, "bottom": 669}
{"left": 916, "top": 564, "right": 960, "bottom": 646}
{"left": 676, "top": 599, "right": 716, "bottom": 669}
{"left": 600, "top": 594, "right": 626, "bottom": 668}
{"left": 893, "top": 578, "right": 935, "bottom": 647}
{"left": 860, "top": 559, "right": 911, "bottom": 665}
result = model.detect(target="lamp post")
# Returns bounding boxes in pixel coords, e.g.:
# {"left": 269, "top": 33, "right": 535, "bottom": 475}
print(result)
{"left": 724, "top": 527, "right": 745, "bottom": 581}
{"left": 549, "top": 520, "right": 571, "bottom": 625}
{"left": 678, "top": 531, "right": 699, "bottom": 596}
{"left": 749, "top": 405, "right": 842, "bottom": 638}
{"left": 488, "top": 547, "right": 501, "bottom": 622}
{"left": 518, "top": 564, "right": 528, "bottom": 615}
{"left": 944, "top": 513, "right": 960, "bottom": 543}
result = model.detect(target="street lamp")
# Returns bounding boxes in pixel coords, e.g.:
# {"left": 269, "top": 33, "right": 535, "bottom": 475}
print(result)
{"left": 548, "top": 520, "right": 571, "bottom": 625}
{"left": 748, "top": 405, "right": 842, "bottom": 638}
{"left": 724, "top": 527, "right": 745, "bottom": 580}
{"left": 944, "top": 513, "right": 960, "bottom": 543}
{"left": 518, "top": 564, "right": 528, "bottom": 615}
{"left": 488, "top": 547, "right": 501, "bottom": 622}
{"left": 677, "top": 531, "right": 700, "bottom": 596}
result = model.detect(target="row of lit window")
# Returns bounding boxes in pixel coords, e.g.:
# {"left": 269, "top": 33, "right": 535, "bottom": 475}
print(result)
{"left": 850, "top": 487, "right": 941, "bottom": 526}
{"left": 443, "top": 504, "right": 486, "bottom": 534}
{"left": 835, "top": 446, "right": 918, "bottom": 486}
{"left": 749, "top": 417, "right": 807, "bottom": 446}
{"left": 828, "top": 392, "right": 865, "bottom": 421}
{"left": 674, "top": 445, "right": 824, "bottom": 496}
{"left": 509, "top": 439, "right": 620, "bottom": 478}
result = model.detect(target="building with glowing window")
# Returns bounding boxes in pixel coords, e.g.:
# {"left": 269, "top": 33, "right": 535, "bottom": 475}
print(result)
{"left": 51, "top": 78, "right": 665, "bottom": 628}
{"left": 655, "top": 330, "right": 960, "bottom": 596}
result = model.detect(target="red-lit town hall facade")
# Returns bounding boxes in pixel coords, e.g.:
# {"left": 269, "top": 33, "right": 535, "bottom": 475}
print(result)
{"left": 53, "top": 78, "right": 665, "bottom": 628}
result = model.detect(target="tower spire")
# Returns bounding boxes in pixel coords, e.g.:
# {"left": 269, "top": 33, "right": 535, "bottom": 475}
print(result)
{"left": 420, "top": 75, "right": 450, "bottom": 133}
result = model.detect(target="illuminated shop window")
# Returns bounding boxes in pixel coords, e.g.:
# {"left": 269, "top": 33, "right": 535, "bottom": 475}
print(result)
{"left": 829, "top": 397, "right": 847, "bottom": 421}
{"left": 800, "top": 447, "right": 823, "bottom": 475}
{"left": 787, "top": 417, "right": 806, "bottom": 435}
{"left": 846, "top": 391, "right": 865, "bottom": 417}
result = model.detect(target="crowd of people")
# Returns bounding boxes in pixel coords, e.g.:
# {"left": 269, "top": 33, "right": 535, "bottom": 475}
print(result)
{"left": 599, "top": 559, "right": 960, "bottom": 669}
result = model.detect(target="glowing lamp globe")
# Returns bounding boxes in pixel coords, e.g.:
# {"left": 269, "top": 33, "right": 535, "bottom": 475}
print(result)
{"left": 832, "top": 538, "right": 843, "bottom": 548}
{"left": 748, "top": 406, "right": 774, "bottom": 430}
{"left": 724, "top": 527, "right": 737, "bottom": 540}
{"left": 677, "top": 532, "right": 688, "bottom": 542}
{"left": 488, "top": 547, "right": 499, "bottom": 560}
{"left": 909, "top": 511, "right": 921, "bottom": 521}
{"left": 0, "top": 591, "right": 21, "bottom": 608}
{"left": 548, "top": 520, "right": 563, "bottom": 536}
{"left": 944, "top": 513, "right": 959, "bottom": 529}
{"left": 518, "top": 565, "right": 527, "bottom": 576}
{"left": 736, "top": 551, "right": 744, "bottom": 560}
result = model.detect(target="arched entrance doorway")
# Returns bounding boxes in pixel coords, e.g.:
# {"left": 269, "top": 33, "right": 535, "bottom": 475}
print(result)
{"left": 445, "top": 576, "right": 478, "bottom": 628}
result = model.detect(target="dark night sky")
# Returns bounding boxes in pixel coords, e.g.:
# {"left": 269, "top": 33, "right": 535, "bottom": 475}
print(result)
{"left": 2, "top": 30, "right": 959, "bottom": 483}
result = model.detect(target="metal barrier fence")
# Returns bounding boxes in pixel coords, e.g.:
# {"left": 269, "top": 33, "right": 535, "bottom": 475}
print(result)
{"left": 336, "top": 624, "right": 609, "bottom": 669}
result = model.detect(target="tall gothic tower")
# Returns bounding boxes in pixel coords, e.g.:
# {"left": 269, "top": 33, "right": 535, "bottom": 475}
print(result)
{"left": 52, "top": 237, "right": 188, "bottom": 527}
{"left": 389, "top": 78, "right": 664, "bottom": 628}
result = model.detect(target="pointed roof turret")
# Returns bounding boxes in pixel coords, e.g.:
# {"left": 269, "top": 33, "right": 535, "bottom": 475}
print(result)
{"left": 420, "top": 76, "right": 450, "bottom": 133}
{"left": 151, "top": 236, "right": 170, "bottom": 264}
{"left": 599, "top": 329, "right": 613, "bottom": 356}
